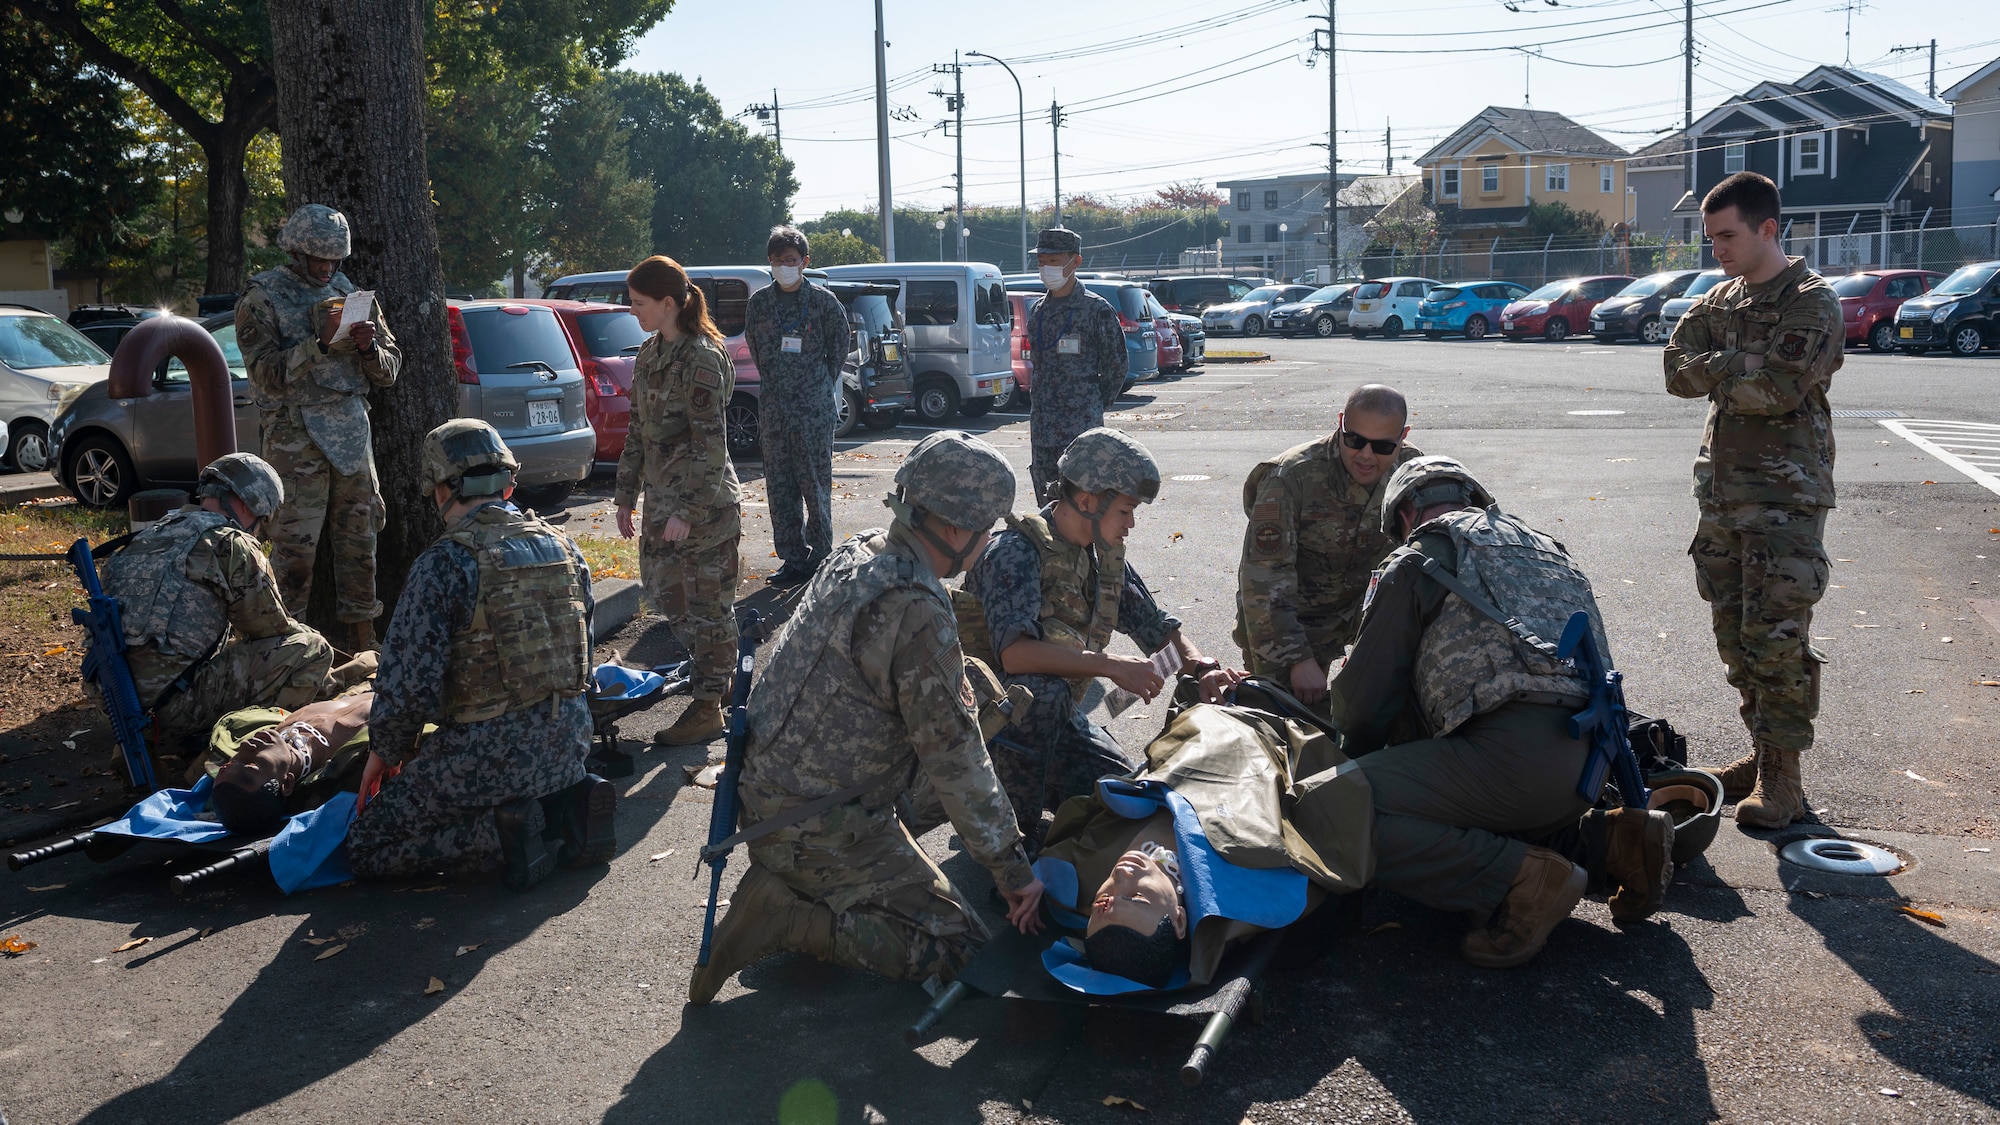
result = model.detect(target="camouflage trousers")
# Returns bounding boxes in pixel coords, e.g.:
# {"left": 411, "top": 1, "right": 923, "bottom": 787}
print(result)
{"left": 746, "top": 800, "right": 986, "bottom": 982}
{"left": 761, "top": 402, "right": 834, "bottom": 567}
{"left": 989, "top": 672, "right": 1132, "bottom": 848}
{"left": 1690, "top": 503, "right": 1830, "bottom": 752}
{"left": 346, "top": 754, "right": 549, "bottom": 879}
{"left": 1029, "top": 445, "right": 1066, "bottom": 509}
{"left": 261, "top": 411, "right": 385, "bottom": 624}
{"left": 152, "top": 626, "right": 335, "bottom": 748}
{"left": 639, "top": 505, "right": 741, "bottom": 700}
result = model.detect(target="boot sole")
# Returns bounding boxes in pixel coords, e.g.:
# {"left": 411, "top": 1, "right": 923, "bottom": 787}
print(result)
{"left": 1609, "top": 814, "right": 1675, "bottom": 924}
{"left": 655, "top": 724, "right": 727, "bottom": 746}
{"left": 568, "top": 777, "right": 618, "bottom": 868}
{"left": 497, "top": 801, "right": 554, "bottom": 893}
{"left": 1464, "top": 863, "right": 1587, "bottom": 969}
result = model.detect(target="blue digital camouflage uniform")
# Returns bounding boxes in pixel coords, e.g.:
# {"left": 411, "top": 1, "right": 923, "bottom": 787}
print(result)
{"left": 1025, "top": 288, "right": 1128, "bottom": 505}
{"left": 744, "top": 281, "right": 850, "bottom": 567}
{"left": 345, "top": 504, "right": 594, "bottom": 877}
{"left": 963, "top": 508, "right": 1181, "bottom": 841}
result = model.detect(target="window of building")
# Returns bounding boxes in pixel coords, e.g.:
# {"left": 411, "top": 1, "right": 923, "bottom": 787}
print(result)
{"left": 1723, "top": 141, "right": 1746, "bottom": 174}
{"left": 1263, "top": 190, "right": 1280, "bottom": 210}
{"left": 1264, "top": 223, "right": 1281, "bottom": 242}
{"left": 1235, "top": 192, "right": 1250, "bottom": 211}
{"left": 1237, "top": 225, "right": 1252, "bottom": 244}
{"left": 1440, "top": 165, "right": 1460, "bottom": 199}
{"left": 1793, "top": 133, "right": 1823, "bottom": 175}
{"left": 1600, "top": 163, "right": 1614, "bottom": 193}
{"left": 1481, "top": 163, "right": 1499, "bottom": 193}
{"left": 1546, "top": 163, "right": 1569, "bottom": 192}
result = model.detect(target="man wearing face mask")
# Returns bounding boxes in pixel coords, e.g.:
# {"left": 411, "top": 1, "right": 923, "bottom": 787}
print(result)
{"left": 1026, "top": 228, "right": 1129, "bottom": 507}
{"left": 345, "top": 420, "right": 613, "bottom": 892}
{"left": 690, "top": 431, "right": 1044, "bottom": 1004}
{"left": 743, "top": 226, "right": 852, "bottom": 586}
{"left": 90, "top": 453, "right": 340, "bottom": 765}
{"left": 235, "top": 204, "right": 400, "bottom": 652}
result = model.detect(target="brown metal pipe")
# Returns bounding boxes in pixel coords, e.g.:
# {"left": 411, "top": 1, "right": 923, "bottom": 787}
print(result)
{"left": 107, "top": 315, "right": 238, "bottom": 470}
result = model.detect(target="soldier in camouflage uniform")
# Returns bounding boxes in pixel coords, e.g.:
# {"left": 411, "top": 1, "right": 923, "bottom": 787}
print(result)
{"left": 1664, "top": 172, "right": 1841, "bottom": 829}
{"left": 615, "top": 255, "right": 744, "bottom": 747}
{"left": 688, "top": 431, "right": 1046, "bottom": 1004}
{"left": 1235, "top": 383, "right": 1421, "bottom": 705}
{"left": 93, "top": 453, "right": 335, "bottom": 758}
{"left": 235, "top": 205, "right": 400, "bottom": 650}
{"left": 1329, "top": 456, "right": 1655, "bottom": 968}
{"left": 347, "top": 421, "right": 613, "bottom": 891}
{"left": 1026, "top": 228, "right": 1129, "bottom": 506}
{"left": 959, "top": 429, "right": 1241, "bottom": 848}
{"left": 744, "top": 226, "right": 850, "bottom": 586}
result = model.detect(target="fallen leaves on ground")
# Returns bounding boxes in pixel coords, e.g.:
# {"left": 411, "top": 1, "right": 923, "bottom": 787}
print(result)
{"left": 314, "top": 942, "right": 348, "bottom": 961}
{"left": 113, "top": 937, "right": 151, "bottom": 952}
{"left": 302, "top": 937, "right": 335, "bottom": 946}
{"left": 1368, "top": 922, "right": 1403, "bottom": 935}
{"left": 648, "top": 849, "right": 674, "bottom": 862}
{"left": 24, "top": 883, "right": 64, "bottom": 891}
{"left": 1976, "top": 681, "right": 2000, "bottom": 687}
{"left": 455, "top": 943, "right": 483, "bottom": 957}
{"left": 2, "top": 935, "right": 36, "bottom": 955}
{"left": 1897, "top": 906, "right": 1946, "bottom": 928}
{"left": 1102, "top": 1096, "right": 1149, "bottom": 1111}
{"left": 425, "top": 977, "right": 445, "bottom": 996}
{"left": 1903, "top": 689, "right": 1926, "bottom": 694}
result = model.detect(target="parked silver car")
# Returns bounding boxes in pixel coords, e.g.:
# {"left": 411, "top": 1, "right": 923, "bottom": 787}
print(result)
{"left": 1658, "top": 269, "right": 1726, "bottom": 338}
{"left": 1201, "top": 284, "right": 1316, "bottom": 337}
{"left": 0, "top": 305, "right": 113, "bottom": 473}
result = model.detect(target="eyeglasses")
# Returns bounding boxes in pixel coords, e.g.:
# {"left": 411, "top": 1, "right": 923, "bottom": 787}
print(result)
{"left": 1338, "top": 428, "right": 1401, "bottom": 456}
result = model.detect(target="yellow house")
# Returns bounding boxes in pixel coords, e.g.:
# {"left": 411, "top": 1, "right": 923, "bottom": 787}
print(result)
{"left": 1415, "top": 107, "right": 1634, "bottom": 235}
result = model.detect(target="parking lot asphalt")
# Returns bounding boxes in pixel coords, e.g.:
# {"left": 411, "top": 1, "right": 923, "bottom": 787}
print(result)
{"left": 2, "top": 334, "right": 1997, "bottom": 1124}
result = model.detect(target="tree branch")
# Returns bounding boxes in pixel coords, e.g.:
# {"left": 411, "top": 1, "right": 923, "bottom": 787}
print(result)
{"left": 148, "top": 0, "right": 261, "bottom": 86}
{"left": 15, "top": 0, "right": 220, "bottom": 148}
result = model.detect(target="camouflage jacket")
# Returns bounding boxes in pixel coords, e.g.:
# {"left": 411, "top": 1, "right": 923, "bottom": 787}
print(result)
{"left": 741, "top": 523, "right": 1033, "bottom": 895}
{"left": 367, "top": 508, "right": 593, "bottom": 800}
{"left": 744, "top": 281, "right": 849, "bottom": 414}
{"left": 236, "top": 265, "right": 401, "bottom": 477}
{"left": 613, "top": 332, "right": 742, "bottom": 523}
{"left": 1663, "top": 256, "right": 1840, "bottom": 508}
{"left": 1234, "top": 436, "right": 1422, "bottom": 672}
{"left": 964, "top": 505, "right": 1180, "bottom": 662}
{"left": 1026, "top": 286, "right": 1128, "bottom": 451}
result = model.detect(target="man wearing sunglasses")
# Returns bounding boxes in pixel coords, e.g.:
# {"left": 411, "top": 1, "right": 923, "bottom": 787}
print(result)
{"left": 1236, "top": 384, "right": 1420, "bottom": 706}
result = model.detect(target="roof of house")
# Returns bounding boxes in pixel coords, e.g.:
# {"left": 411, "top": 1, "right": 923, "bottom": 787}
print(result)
{"left": 1336, "top": 174, "right": 1419, "bottom": 209}
{"left": 1693, "top": 66, "right": 1949, "bottom": 136}
{"left": 1417, "top": 106, "right": 1627, "bottom": 166}
{"left": 1941, "top": 57, "right": 2000, "bottom": 103}
{"left": 1216, "top": 173, "right": 1358, "bottom": 192}
{"left": 1628, "top": 132, "right": 1689, "bottom": 170}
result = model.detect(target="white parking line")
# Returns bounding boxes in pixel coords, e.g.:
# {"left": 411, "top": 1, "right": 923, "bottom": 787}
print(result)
{"left": 1878, "top": 419, "right": 2000, "bottom": 497}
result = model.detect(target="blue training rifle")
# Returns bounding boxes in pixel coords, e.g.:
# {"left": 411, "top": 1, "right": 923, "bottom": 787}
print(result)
{"left": 68, "top": 537, "right": 158, "bottom": 792}
{"left": 1556, "top": 610, "right": 1650, "bottom": 810}
{"left": 696, "top": 610, "right": 761, "bottom": 967}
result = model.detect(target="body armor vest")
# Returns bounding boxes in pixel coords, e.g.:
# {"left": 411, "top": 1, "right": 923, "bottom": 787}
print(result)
{"left": 745, "top": 531, "right": 951, "bottom": 811}
{"left": 103, "top": 508, "right": 232, "bottom": 661}
{"left": 247, "top": 265, "right": 366, "bottom": 407}
{"left": 954, "top": 511, "right": 1124, "bottom": 703}
{"left": 440, "top": 504, "right": 591, "bottom": 723}
{"left": 1397, "top": 507, "right": 1604, "bottom": 736}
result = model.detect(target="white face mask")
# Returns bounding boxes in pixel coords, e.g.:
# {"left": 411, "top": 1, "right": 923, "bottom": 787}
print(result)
{"left": 1039, "top": 264, "right": 1070, "bottom": 289}
{"left": 772, "top": 265, "right": 803, "bottom": 287}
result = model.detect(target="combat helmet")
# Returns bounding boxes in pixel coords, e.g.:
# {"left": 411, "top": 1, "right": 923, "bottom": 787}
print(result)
{"left": 277, "top": 204, "right": 353, "bottom": 260}
{"left": 888, "top": 429, "right": 1016, "bottom": 576}
{"left": 196, "top": 453, "right": 285, "bottom": 522}
{"left": 1643, "top": 768, "right": 1725, "bottom": 866}
{"left": 423, "top": 419, "right": 520, "bottom": 500}
{"left": 1058, "top": 428, "right": 1160, "bottom": 504}
{"left": 1379, "top": 454, "right": 1494, "bottom": 535}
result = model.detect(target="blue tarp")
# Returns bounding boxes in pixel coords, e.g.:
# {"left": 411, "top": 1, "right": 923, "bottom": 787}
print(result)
{"left": 92, "top": 776, "right": 356, "bottom": 894}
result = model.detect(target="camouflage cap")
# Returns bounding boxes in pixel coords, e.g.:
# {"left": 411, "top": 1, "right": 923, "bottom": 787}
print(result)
{"left": 1380, "top": 455, "right": 1494, "bottom": 535}
{"left": 1036, "top": 227, "right": 1083, "bottom": 255}
{"left": 278, "top": 204, "right": 352, "bottom": 260}
{"left": 197, "top": 452, "right": 285, "bottom": 519}
{"left": 1058, "top": 428, "right": 1161, "bottom": 503}
{"left": 423, "top": 418, "right": 520, "bottom": 498}
{"left": 892, "top": 429, "right": 1016, "bottom": 531}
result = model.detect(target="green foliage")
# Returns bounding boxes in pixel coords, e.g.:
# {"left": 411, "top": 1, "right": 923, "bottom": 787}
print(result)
{"left": 0, "top": 9, "right": 151, "bottom": 239}
{"left": 609, "top": 72, "right": 798, "bottom": 265}
{"left": 428, "top": 0, "right": 674, "bottom": 95}
{"left": 1522, "top": 200, "right": 1606, "bottom": 241}
{"left": 806, "top": 201, "right": 1221, "bottom": 270}
{"left": 800, "top": 231, "right": 883, "bottom": 267}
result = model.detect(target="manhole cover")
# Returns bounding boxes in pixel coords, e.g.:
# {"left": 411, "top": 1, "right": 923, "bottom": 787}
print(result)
{"left": 1170, "top": 474, "right": 1211, "bottom": 482}
{"left": 1568, "top": 409, "right": 1626, "bottom": 416}
{"left": 1831, "top": 409, "right": 1906, "bottom": 419}
{"left": 1779, "top": 837, "right": 1904, "bottom": 876}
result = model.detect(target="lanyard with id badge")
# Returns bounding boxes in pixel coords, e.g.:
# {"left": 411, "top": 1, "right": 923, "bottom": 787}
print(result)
{"left": 1036, "top": 303, "right": 1081, "bottom": 360}
{"left": 776, "top": 290, "right": 809, "bottom": 354}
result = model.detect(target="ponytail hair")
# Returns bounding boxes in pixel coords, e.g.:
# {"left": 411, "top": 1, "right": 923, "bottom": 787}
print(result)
{"left": 626, "top": 254, "right": 724, "bottom": 346}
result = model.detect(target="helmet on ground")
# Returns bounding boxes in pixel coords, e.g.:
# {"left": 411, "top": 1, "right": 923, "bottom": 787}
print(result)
{"left": 1643, "top": 768, "right": 1724, "bottom": 866}
{"left": 197, "top": 453, "right": 285, "bottom": 520}
{"left": 423, "top": 419, "right": 520, "bottom": 498}
{"left": 1380, "top": 454, "right": 1494, "bottom": 535}
{"left": 891, "top": 429, "right": 1016, "bottom": 531}
{"left": 278, "top": 204, "right": 352, "bottom": 260}
{"left": 1057, "top": 428, "right": 1160, "bottom": 503}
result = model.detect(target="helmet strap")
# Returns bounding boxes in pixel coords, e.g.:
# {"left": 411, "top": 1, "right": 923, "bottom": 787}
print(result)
{"left": 909, "top": 507, "right": 981, "bottom": 577}
{"left": 1062, "top": 488, "right": 1117, "bottom": 553}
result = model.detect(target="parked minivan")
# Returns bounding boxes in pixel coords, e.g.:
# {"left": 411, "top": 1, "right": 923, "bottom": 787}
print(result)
{"left": 818, "top": 263, "right": 1014, "bottom": 424}
{"left": 1143, "top": 276, "right": 1256, "bottom": 314}
{"left": 445, "top": 300, "right": 596, "bottom": 502}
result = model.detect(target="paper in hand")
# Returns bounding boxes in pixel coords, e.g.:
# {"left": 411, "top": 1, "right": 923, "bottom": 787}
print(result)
{"left": 1103, "top": 645, "right": 1185, "bottom": 718}
{"left": 334, "top": 290, "right": 375, "bottom": 340}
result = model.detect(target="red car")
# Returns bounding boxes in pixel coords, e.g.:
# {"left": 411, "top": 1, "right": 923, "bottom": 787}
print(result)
{"left": 1006, "top": 292, "right": 1034, "bottom": 410}
{"left": 1832, "top": 269, "right": 1944, "bottom": 352}
{"left": 522, "top": 299, "right": 646, "bottom": 465}
{"left": 1500, "top": 275, "right": 1634, "bottom": 341}
{"left": 1146, "top": 290, "right": 1185, "bottom": 373}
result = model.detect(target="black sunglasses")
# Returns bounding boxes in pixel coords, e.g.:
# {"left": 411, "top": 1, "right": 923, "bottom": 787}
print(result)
{"left": 1338, "top": 428, "right": 1401, "bottom": 456}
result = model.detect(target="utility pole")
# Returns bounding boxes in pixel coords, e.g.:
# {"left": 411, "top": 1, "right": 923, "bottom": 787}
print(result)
{"left": 1384, "top": 121, "right": 1392, "bottom": 175}
{"left": 1891, "top": 39, "right": 1939, "bottom": 98}
{"left": 873, "top": 0, "right": 895, "bottom": 261}
{"left": 933, "top": 53, "right": 967, "bottom": 262}
{"left": 1311, "top": 3, "right": 1337, "bottom": 280}
{"left": 744, "top": 90, "right": 782, "bottom": 152}
{"left": 1684, "top": 0, "right": 1694, "bottom": 206}
{"left": 968, "top": 52, "right": 1028, "bottom": 272}
{"left": 1051, "top": 98, "right": 1067, "bottom": 229}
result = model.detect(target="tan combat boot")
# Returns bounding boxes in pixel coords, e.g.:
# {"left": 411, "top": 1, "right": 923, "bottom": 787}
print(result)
{"left": 345, "top": 619, "right": 377, "bottom": 654}
{"left": 1462, "top": 846, "right": 1587, "bottom": 969}
{"left": 1704, "top": 750, "right": 1760, "bottom": 803}
{"left": 1602, "top": 807, "right": 1675, "bottom": 924}
{"left": 687, "top": 865, "right": 835, "bottom": 1004}
{"left": 656, "top": 698, "right": 726, "bottom": 746}
{"left": 1735, "top": 742, "right": 1804, "bottom": 828}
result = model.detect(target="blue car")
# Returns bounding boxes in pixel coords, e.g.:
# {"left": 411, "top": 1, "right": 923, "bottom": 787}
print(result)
{"left": 1416, "top": 280, "right": 1530, "bottom": 340}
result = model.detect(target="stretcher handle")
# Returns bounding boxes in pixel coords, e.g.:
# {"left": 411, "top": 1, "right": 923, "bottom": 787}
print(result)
{"left": 170, "top": 843, "right": 268, "bottom": 895}
{"left": 904, "top": 979, "right": 972, "bottom": 1047}
{"left": 1180, "top": 978, "right": 1253, "bottom": 1087}
{"left": 8, "top": 830, "right": 95, "bottom": 872}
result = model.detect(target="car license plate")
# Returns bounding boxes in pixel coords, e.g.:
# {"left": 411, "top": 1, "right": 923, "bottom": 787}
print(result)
{"left": 1899, "top": 327, "right": 1913, "bottom": 338}
{"left": 529, "top": 399, "right": 561, "bottom": 427}
{"left": 1592, "top": 320, "right": 1604, "bottom": 330}
{"left": 1503, "top": 320, "right": 1514, "bottom": 330}
{"left": 1357, "top": 303, "right": 1372, "bottom": 311}
{"left": 882, "top": 343, "right": 899, "bottom": 362}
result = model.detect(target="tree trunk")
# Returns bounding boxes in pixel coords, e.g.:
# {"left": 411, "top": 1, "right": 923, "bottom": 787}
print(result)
{"left": 267, "top": 0, "right": 453, "bottom": 632}
{"left": 200, "top": 131, "right": 250, "bottom": 296}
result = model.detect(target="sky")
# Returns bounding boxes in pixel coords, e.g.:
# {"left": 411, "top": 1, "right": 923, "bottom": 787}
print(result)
{"left": 618, "top": 0, "right": 1996, "bottom": 222}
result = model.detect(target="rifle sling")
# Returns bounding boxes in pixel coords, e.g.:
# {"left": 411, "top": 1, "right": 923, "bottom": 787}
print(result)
{"left": 1414, "top": 554, "right": 1560, "bottom": 656}
{"left": 698, "top": 770, "right": 898, "bottom": 863}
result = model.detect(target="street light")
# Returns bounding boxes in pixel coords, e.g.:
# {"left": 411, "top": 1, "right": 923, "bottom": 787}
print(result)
{"left": 967, "top": 51, "right": 1029, "bottom": 273}
{"left": 936, "top": 217, "right": 947, "bottom": 259}
{"left": 1279, "top": 222, "right": 1290, "bottom": 280}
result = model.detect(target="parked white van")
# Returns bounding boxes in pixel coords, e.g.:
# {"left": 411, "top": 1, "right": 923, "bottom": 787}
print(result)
{"left": 817, "top": 262, "right": 1014, "bottom": 423}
